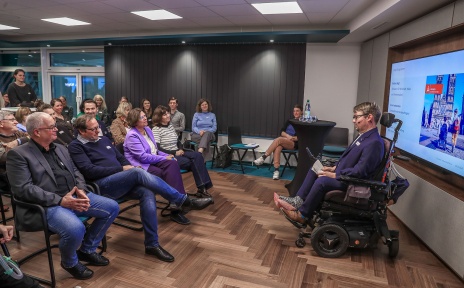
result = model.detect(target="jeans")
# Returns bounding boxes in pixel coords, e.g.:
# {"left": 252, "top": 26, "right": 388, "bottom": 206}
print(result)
{"left": 176, "top": 150, "right": 212, "bottom": 190}
{"left": 94, "top": 168, "right": 187, "bottom": 247}
{"left": 46, "top": 192, "right": 119, "bottom": 268}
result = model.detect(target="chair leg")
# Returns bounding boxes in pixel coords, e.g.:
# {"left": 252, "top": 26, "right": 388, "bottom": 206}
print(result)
{"left": 211, "top": 145, "right": 217, "bottom": 169}
{"left": 236, "top": 150, "right": 244, "bottom": 174}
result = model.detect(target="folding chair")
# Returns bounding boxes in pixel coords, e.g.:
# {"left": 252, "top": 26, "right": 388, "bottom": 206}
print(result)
{"left": 227, "top": 126, "right": 259, "bottom": 174}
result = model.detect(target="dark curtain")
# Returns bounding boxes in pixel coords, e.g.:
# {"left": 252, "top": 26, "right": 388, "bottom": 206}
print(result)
{"left": 105, "top": 43, "right": 305, "bottom": 137}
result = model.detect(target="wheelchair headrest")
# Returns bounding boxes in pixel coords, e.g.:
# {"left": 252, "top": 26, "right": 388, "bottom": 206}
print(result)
{"left": 380, "top": 112, "right": 396, "bottom": 128}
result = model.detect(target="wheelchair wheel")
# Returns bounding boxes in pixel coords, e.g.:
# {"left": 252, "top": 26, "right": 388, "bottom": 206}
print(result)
{"left": 295, "top": 237, "right": 306, "bottom": 248}
{"left": 388, "top": 230, "right": 399, "bottom": 258}
{"left": 311, "top": 224, "right": 349, "bottom": 258}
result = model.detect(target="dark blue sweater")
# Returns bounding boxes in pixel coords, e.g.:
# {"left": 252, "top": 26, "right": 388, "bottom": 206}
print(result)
{"left": 68, "top": 136, "right": 130, "bottom": 181}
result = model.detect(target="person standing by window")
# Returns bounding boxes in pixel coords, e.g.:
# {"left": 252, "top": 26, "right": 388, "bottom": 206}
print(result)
{"left": 7, "top": 69, "right": 37, "bottom": 107}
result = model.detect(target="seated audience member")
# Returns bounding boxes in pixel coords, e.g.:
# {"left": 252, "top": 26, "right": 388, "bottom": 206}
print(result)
{"left": 0, "top": 224, "right": 43, "bottom": 287}
{"left": 153, "top": 105, "right": 214, "bottom": 198}
{"left": 75, "top": 99, "right": 113, "bottom": 142}
{"left": 59, "top": 95, "right": 73, "bottom": 120}
{"left": 168, "top": 97, "right": 185, "bottom": 139}
{"left": 51, "top": 98, "right": 71, "bottom": 122}
{"left": 253, "top": 105, "right": 302, "bottom": 180}
{"left": 2, "top": 93, "right": 10, "bottom": 108}
{"left": 15, "top": 106, "right": 32, "bottom": 132}
{"left": 6, "top": 112, "right": 119, "bottom": 280}
{"left": 0, "top": 111, "right": 29, "bottom": 166}
{"left": 68, "top": 115, "right": 212, "bottom": 261}
{"left": 110, "top": 101, "right": 132, "bottom": 145}
{"left": 94, "top": 94, "right": 111, "bottom": 126}
{"left": 141, "top": 98, "right": 154, "bottom": 128}
{"left": 38, "top": 104, "right": 74, "bottom": 146}
{"left": 112, "top": 96, "right": 130, "bottom": 120}
{"left": 124, "top": 108, "right": 204, "bottom": 225}
{"left": 275, "top": 102, "right": 384, "bottom": 226}
{"left": 191, "top": 98, "right": 216, "bottom": 158}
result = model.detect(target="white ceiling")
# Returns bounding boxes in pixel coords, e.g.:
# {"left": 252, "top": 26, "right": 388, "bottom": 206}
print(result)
{"left": 0, "top": 0, "right": 456, "bottom": 46}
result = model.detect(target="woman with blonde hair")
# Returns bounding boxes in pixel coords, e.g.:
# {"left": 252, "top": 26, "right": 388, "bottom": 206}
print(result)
{"left": 94, "top": 94, "right": 111, "bottom": 126}
{"left": 110, "top": 101, "right": 132, "bottom": 145}
{"left": 14, "top": 107, "right": 32, "bottom": 132}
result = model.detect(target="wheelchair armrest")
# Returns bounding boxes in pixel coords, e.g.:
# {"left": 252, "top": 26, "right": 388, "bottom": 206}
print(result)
{"left": 339, "top": 175, "right": 387, "bottom": 189}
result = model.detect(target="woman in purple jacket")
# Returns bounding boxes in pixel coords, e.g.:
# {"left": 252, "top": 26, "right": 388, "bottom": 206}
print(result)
{"left": 124, "top": 108, "right": 192, "bottom": 225}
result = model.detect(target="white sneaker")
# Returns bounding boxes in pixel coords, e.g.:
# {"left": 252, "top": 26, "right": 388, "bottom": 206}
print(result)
{"left": 272, "top": 170, "right": 280, "bottom": 180}
{"left": 253, "top": 157, "right": 265, "bottom": 166}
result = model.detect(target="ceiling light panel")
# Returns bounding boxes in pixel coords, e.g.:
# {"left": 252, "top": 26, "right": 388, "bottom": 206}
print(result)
{"left": 252, "top": 2, "right": 303, "bottom": 15}
{"left": 0, "top": 24, "right": 20, "bottom": 30}
{"left": 131, "top": 10, "right": 182, "bottom": 20}
{"left": 42, "top": 17, "right": 90, "bottom": 26}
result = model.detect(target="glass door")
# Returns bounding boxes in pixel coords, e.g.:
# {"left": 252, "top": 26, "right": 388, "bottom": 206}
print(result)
{"left": 50, "top": 73, "right": 104, "bottom": 118}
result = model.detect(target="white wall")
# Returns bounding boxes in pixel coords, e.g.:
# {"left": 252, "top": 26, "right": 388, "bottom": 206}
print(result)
{"left": 304, "top": 44, "right": 361, "bottom": 142}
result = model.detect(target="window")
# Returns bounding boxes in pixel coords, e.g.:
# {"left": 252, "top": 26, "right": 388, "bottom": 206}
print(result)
{"left": 50, "top": 52, "right": 104, "bottom": 67}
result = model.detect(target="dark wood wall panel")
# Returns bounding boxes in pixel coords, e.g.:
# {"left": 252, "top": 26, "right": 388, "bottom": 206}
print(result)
{"left": 105, "top": 44, "right": 305, "bottom": 137}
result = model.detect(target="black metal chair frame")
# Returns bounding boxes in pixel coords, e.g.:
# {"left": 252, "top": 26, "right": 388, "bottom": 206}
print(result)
{"left": 186, "top": 130, "right": 219, "bottom": 168}
{"left": 268, "top": 149, "right": 298, "bottom": 177}
{"left": 12, "top": 189, "right": 107, "bottom": 288}
{"left": 227, "top": 126, "right": 259, "bottom": 174}
{"left": 0, "top": 192, "right": 14, "bottom": 226}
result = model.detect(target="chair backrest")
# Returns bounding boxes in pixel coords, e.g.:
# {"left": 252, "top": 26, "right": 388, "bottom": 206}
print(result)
{"left": 324, "top": 127, "right": 349, "bottom": 147}
{"left": 227, "top": 126, "right": 242, "bottom": 145}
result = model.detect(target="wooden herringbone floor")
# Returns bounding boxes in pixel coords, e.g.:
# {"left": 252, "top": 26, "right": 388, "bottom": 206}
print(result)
{"left": 2, "top": 171, "right": 463, "bottom": 287}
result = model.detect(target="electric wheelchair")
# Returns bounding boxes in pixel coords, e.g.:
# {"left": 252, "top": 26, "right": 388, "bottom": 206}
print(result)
{"left": 293, "top": 112, "right": 404, "bottom": 258}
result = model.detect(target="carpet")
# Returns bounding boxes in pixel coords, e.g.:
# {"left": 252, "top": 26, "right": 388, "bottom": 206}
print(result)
{"left": 206, "top": 160, "right": 296, "bottom": 181}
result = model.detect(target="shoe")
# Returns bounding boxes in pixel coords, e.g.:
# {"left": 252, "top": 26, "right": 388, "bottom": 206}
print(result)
{"left": 196, "top": 187, "right": 212, "bottom": 198}
{"left": 253, "top": 157, "right": 265, "bottom": 166}
{"left": 61, "top": 262, "right": 94, "bottom": 280}
{"left": 272, "top": 170, "right": 280, "bottom": 180}
{"left": 180, "top": 197, "right": 213, "bottom": 214}
{"left": 170, "top": 211, "right": 191, "bottom": 225}
{"left": 278, "top": 195, "right": 303, "bottom": 210}
{"left": 281, "top": 208, "right": 307, "bottom": 229}
{"left": 76, "top": 250, "right": 110, "bottom": 266}
{"left": 145, "top": 246, "right": 175, "bottom": 262}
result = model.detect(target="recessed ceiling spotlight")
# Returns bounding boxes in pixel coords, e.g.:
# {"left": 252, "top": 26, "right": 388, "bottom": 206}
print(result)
{"left": 131, "top": 10, "right": 182, "bottom": 20}
{"left": 108, "top": 43, "right": 112, "bottom": 46}
{"left": 270, "top": 40, "right": 274, "bottom": 43}
{"left": 42, "top": 17, "right": 90, "bottom": 26}
{"left": 252, "top": 2, "right": 302, "bottom": 15}
{"left": 46, "top": 44, "right": 50, "bottom": 47}
{"left": 182, "top": 41, "right": 186, "bottom": 44}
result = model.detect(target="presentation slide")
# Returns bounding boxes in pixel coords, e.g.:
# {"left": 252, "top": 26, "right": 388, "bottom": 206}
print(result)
{"left": 386, "top": 50, "right": 464, "bottom": 177}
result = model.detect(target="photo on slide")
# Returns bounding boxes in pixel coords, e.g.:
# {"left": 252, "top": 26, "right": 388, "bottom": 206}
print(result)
{"left": 419, "top": 73, "right": 464, "bottom": 160}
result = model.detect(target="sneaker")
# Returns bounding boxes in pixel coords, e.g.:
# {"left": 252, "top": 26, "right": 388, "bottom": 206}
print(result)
{"left": 279, "top": 195, "right": 303, "bottom": 210}
{"left": 272, "top": 170, "right": 280, "bottom": 180}
{"left": 253, "top": 157, "right": 265, "bottom": 166}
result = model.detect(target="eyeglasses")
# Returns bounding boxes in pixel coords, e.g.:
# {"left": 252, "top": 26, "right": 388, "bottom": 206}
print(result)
{"left": 1, "top": 118, "right": 17, "bottom": 122}
{"left": 86, "top": 127, "right": 99, "bottom": 132}
{"left": 353, "top": 114, "right": 368, "bottom": 120}
{"left": 139, "top": 115, "right": 147, "bottom": 120}
{"left": 37, "top": 124, "right": 57, "bottom": 131}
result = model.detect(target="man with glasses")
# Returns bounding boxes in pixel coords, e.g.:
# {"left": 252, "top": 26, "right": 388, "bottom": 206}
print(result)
{"left": 75, "top": 99, "right": 113, "bottom": 143}
{"left": 68, "top": 114, "right": 212, "bottom": 262}
{"left": 275, "top": 102, "right": 385, "bottom": 226}
{"left": 6, "top": 112, "right": 119, "bottom": 280}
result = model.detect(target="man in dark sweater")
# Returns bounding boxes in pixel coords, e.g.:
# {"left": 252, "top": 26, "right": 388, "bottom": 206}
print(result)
{"left": 68, "top": 114, "right": 213, "bottom": 262}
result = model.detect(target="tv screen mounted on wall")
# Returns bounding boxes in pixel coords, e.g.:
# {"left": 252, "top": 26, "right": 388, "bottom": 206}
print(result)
{"left": 386, "top": 49, "right": 464, "bottom": 177}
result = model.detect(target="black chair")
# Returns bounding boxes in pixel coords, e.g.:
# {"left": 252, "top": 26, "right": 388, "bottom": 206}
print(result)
{"left": 0, "top": 173, "right": 14, "bottom": 226}
{"left": 186, "top": 130, "right": 219, "bottom": 168}
{"left": 321, "top": 127, "right": 349, "bottom": 161}
{"left": 227, "top": 126, "right": 259, "bottom": 174}
{"left": 12, "top": 184, "right": 107, "bottom": 288}
{"left": 268, "top": 149, "right": 299, "bottom": 177}
{"left": 293, "top": 113, "right": 403, "bottom": 259}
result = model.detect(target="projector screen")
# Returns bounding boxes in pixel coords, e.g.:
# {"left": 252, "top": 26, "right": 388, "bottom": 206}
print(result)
{"left": 386, "top": 49, "right": 464, "bottom": 177}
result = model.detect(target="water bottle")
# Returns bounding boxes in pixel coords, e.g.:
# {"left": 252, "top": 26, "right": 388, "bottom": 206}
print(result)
{"left": 304, "top": 100, "right": 311, "bottom": 122}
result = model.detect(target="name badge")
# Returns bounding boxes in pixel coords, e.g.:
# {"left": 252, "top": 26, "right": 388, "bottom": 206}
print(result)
{"left": 106, "top": 146, "right": 112, "bottom": 149}
{"left": 355, "top": 141, "right": 361, "bottom": 146}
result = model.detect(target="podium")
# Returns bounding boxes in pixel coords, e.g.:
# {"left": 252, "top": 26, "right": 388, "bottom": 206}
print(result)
{"left": 285, "top": 119, "right": 336, "bottom": 196}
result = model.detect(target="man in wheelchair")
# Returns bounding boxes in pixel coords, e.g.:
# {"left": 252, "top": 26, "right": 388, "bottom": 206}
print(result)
{"left": 274, "top": 102, "right": 408, "bottom": 258}
{"left": 276, "top": 102, "right": 384, "bottom": 225}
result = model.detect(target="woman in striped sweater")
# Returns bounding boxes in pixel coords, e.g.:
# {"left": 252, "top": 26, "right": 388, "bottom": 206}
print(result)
{"left": 152, "top": 105, "right": 214, "bottom": 199}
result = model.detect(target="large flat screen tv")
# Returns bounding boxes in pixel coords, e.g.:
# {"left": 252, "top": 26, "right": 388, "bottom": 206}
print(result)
{"left": 386, "top": 49, "right": 464, "bottom": 177}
